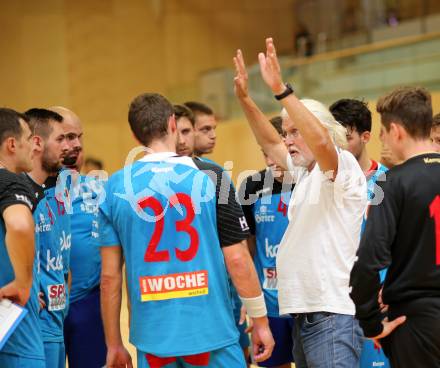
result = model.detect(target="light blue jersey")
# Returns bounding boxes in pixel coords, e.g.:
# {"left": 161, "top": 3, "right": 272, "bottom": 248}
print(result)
{"left": 66, "top": 174, "right": 103, "bottom": 303}
{"left": 239, "top": 169, "right": 293, "bottom": 317}
{"left": 35, "top": 177, "right": 70, "bottom": 343}
{"left": 96, "top": 153, "right": 249, "bottom": 357}
{"left": 0, "top": 170, "right": 45, "bottom": 362}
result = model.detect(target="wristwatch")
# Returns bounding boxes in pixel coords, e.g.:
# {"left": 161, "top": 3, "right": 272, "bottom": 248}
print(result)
{"left": 274, "top": 83, "right": 294, "bottom": 100}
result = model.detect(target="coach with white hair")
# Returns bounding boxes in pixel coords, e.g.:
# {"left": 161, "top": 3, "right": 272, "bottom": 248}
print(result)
{"left": 234, "top": 38, "right": 367, "bottom": 367}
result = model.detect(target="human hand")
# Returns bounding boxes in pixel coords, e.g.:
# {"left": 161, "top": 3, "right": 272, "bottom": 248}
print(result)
{"left": 371, "top": 316, "right": 406, "bottom": 348}
{"left": 38, "top": 291, "right": 46, "bottom": 311}
{"left": 251, "top": 316, "right": 275, "bottom": 362}
{"left": 258, "top": 38, "right": 285, "bottom": 95}
{"left": 0, "top": 280, "right": 31, "bottom": 306}
{"left": 233, "top": 49, "right": 249, "bottom": 99}
{"left": 106, "top": 345, "right": 133, "bottom": 368}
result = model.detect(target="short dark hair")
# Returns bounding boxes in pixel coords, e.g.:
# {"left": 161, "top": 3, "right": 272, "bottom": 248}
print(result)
{"left": 25, "top": 108, "right": 63, "bottom": 139}
{"left": 433, "top": 113, "right": 440, "bottom": 128}
{"left": 269, "top": 116, "right": 283, "bottom": 135}
{"left": 377, "top": 86, "right": 432, "bottom": 139}
{"left": 174, "top": 104, "right": 195, "bottom": 126}
{"left": 183, "top": 101, "right": 213, "bottom": 116}
{"left": 85, "top": 157, "right": 103, "bottom": 170}
{"left": 128, "top": 93, "right": 174, "bottom": 146}
{"left": 329, "top": 99, "right": 372, "bottom": 133}
{"left": 0, "top": 108, "right": 28, "bottom": 145}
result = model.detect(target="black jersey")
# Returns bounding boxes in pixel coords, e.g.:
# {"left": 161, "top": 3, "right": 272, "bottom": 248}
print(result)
{"left": 350, "top": 153, "right": 440, "bottom": 337}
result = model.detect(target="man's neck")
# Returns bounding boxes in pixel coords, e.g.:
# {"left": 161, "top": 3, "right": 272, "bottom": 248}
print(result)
{"left": 357, "top": 148, "right": 372, "bottom": 174}
{"left": 401, "top": 139, "right": 438, "bottom": 162}
{"left": 28, "top": 161, "right": 49, "bottom": 185}
{"left": 146, "top": 140, "right": 176, "bottom": 155}
{"left": 0, "top": 156, "right": 17, "bottom": 173}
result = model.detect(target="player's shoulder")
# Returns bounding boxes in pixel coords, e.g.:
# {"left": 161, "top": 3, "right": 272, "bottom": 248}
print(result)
{"left": 0, "top": 169, "right": 29, "bottom": 190}
{"left": 0, "top": 169, "right": 35, "bottom": 210}
{"left": 193, "top": 156, "right": 223, "bottom": 173}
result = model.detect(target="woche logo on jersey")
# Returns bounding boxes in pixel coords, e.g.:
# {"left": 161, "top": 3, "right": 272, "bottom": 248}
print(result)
{"left": 139, "top": 270, "right": 208, "bottom": 302}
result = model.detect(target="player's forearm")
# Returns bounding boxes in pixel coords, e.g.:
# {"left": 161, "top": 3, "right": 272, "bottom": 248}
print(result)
{"left": 100, "top": 271, "right": 123, "bottom": 347}
{"left": 5, "top": 215, "right": 35, "bottom": 288}
{"left": 238, "top": 96, "right": 286, "bottom": 165}
{"left": 224, "top": 241, "right": 262, "bottom": 298}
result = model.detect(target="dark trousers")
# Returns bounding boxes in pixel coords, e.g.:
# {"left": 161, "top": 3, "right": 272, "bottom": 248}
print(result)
{"left": 381, "top": 298, "right": 440, "bottom": 368}
{"left": 64, "top": 287, "right": 107, "bottom": 368}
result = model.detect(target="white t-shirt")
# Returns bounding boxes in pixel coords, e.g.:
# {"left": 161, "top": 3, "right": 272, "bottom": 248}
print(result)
{"left": 277, "top": 148, "right": 367, "bottom": 316}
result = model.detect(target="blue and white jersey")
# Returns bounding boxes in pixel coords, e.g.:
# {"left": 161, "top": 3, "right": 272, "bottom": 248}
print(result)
{"left": 239, "top": 168, "right": 294, "bottom": 317}
{"left": 0, "top": 170, "right": 44, "bottom": 361}
{"left": 57, "top": 172, "right": 104, "bottom": 303}
{"left": 25, "top": 174, "right": 70, "bottom": 343}
{"left": 95, "top": 152, "right": 249, "bottom": 356}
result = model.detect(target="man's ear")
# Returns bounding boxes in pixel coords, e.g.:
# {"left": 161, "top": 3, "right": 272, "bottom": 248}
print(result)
{"left": 5, "top": 136, "right": 17, "bottom": 154}
{"left": 361, "top": 131, "right": 371, "bottom": 144}
{"left": 33, "top": 135, "right": 43, "bottom": 152}
{"left": 169, "top": 114, "right": 177, "bottom": 134}
{"left": 389, "top": 122, "right": 404, "bottom": 141}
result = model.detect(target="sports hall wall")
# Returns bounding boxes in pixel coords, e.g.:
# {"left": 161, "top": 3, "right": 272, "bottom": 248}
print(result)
{"left": 0, "top": 0, "right": 296, "bottom": 174}
{"left": 1, "top": 0, "right": 439, "bottom": 182}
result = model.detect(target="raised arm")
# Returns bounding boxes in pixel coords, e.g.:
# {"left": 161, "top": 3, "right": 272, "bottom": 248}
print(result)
{"left": 233, "top": 49, "right": 289, "bottom": 170}
{"left": 258, "top": 38, "right": 339, "bottom": 175}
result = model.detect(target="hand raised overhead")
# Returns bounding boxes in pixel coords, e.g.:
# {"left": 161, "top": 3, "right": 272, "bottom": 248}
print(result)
{"left": 258, "top": 38, "right": 285, "bottom": 95}
{"left": 233, "top": 49, "right": 249, "bottom": 99}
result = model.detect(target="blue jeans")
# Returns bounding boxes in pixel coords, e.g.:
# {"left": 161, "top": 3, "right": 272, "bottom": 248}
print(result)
{"left": 292, "top": 312, "right": 363, "bottom": 368}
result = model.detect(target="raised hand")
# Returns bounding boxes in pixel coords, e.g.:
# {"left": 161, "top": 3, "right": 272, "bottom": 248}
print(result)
{"left": 233, "top": 49, "right": 249, "bottom": 99}
{"left": 258, "top": 38, "right": 285, "bottom": 94}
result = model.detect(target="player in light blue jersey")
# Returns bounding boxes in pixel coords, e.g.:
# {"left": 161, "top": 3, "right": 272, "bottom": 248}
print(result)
{"left": 177, "top": 103, "right": 252, "bottom": 362}
{"left": 239, "top": 116, "right": 295, "bottom": 368}
{"left": 97, "top": 93, "right": 274, "bottom": 368}
{"left": 0, "top": 108, "right": 45, "bottom": 368}
{"left": 330, "top": 99, "right": 390, "bottom": 368}
{"left": 50, "top": 106, "right": 107, "bottom": 368}
{"left": 24, "top": 108, "right": 70, "bottom": 368}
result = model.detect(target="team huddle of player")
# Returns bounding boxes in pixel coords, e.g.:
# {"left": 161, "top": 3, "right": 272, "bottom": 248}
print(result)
{"left": 0, "top": 38, "right": 439, "bottom": 368}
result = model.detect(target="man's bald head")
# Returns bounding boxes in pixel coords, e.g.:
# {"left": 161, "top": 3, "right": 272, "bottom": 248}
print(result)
{"left": 49, "top": 106, "right": 84, "bottom": 170}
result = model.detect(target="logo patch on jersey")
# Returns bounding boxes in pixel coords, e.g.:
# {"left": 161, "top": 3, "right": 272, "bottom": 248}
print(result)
{"left": 255, "top": 208, "right": 275, "bottom": 223}
{"left": 139, "top": 270, "right": 208, "bottom": 301}
{"left": 239, "top": 216, "right": 249, "bottom": 231}
{"left": 262, "top": 268, "right": 278, "bottom": 290}
{"left": 15, "top": 194, "right": 33, "bottom": 209}
{"left": 47, "top": 283, "right": 66, "bottom": 311}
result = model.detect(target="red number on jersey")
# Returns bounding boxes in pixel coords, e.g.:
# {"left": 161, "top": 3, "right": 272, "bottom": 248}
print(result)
{"left": 277, "top": 198, "right": 288, "bottom": 217}
{"left": 429, "top": 195, "right": 440, "bottom": 266}
{"left": 170, "top": 193, "right": 199, "bottom": 261}
{"left": 139, "top": 193, "right": 199, "bottom": 263}
{"left": 138, "top": 197, "right": 168, "bottom": 262}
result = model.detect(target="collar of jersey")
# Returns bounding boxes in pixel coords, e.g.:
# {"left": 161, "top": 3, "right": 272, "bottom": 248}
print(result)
{"left": 139, "top": 151, "right": 178, "bottom": 162}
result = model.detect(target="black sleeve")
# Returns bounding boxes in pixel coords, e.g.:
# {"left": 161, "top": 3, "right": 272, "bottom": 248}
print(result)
{"left": 194, "top": 160, "right": 250, "bottom": 247}
{"left": 0, "top": 170, "right": 35, "bottom": 215}
{"left": 349, "top": 176, "right": 399, "bottom": 337}
{"left": 237, "top": 176, "right": 256, "bottom": 235}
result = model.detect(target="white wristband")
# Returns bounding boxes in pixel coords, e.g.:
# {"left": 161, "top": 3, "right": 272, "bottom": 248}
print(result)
{"left": 239, "top": 294, "right": 267, "bottom": 318}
